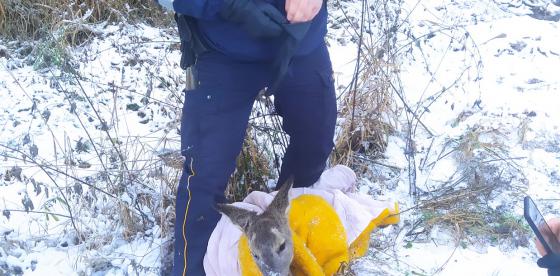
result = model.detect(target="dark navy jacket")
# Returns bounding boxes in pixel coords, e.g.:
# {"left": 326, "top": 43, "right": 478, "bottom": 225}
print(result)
{"left": 167, "top": 0, "right": 327, "bottom": 61}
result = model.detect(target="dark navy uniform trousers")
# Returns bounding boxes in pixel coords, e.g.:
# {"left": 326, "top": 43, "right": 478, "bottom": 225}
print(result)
{"left": 172, "top": 42, "right": 337, "bottom": 276}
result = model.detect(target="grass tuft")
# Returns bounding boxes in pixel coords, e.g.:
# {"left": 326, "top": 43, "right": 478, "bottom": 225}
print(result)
{"left": 226, "top": 127, "right": 273, "bottom": 202}
{"left": 0, "top": 0, "right": 171, "bottom": 40}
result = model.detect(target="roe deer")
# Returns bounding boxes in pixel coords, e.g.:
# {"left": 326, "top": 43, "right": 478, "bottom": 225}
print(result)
{"left": 216, "top": 180, "right": 293, "bottom": 276}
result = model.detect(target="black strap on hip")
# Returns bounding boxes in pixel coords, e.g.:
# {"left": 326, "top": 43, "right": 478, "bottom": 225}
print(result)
{"left": 175, "top": 13, "right": 208, "bottom": 70}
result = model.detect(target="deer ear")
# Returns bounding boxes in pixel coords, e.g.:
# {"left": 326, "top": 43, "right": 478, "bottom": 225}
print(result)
{"left": 216, "top": 203, "right": 257, "bottom": 231}
{"left": 268, "top": 177, "right": 293, "bottom": 216}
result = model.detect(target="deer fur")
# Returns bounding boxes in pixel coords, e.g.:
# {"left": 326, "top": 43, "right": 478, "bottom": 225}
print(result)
{"left": 216, "top": 179, "right": 294, "bottom": 276}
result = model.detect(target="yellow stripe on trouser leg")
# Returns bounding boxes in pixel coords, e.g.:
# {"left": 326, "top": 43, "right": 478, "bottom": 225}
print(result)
{"left": 182, "top": 158, "right": 195, "bottom": 276}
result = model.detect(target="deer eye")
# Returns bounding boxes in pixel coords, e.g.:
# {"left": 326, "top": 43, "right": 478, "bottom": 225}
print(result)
{"left": 277, "top": 241, "right": 286, "bottom": 253}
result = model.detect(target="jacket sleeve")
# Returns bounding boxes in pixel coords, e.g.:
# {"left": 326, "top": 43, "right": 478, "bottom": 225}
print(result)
{"left": 537, "top": 253, "right": 560, "bottom": 276}
{"left": 158, "top": 0, "right": 224, "bottom": 19}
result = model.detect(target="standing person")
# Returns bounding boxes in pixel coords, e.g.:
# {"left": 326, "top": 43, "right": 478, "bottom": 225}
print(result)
{"left": 156, "top": 0, "right": 336, "bottom": 275}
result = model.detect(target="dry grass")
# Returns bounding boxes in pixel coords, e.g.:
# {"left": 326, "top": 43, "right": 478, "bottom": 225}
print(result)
{"left": 226, "top": 127, "right": 272, "bottom": 202}
{"left": 332, "top": 51, "right": 397, "bottom": 173}
{"left": 411, "top": 127, "right": 530, "bottom": 246}
{"left": 333, "top": 83, "right": 395, "bottom": 171}
{"left": 329, "top": 0, "right": 401, "bottom": 174}
{"left": 418, "top": 186, "right": 492, "bottom": 241}
{"left": 0, "top": 0, "right": 171, "bottom": 40}
{"left": 419, "top": 190, "right": 530, "bottom": 247}
{"left": 334, "top": 262, "right": 356, "bottom": 276}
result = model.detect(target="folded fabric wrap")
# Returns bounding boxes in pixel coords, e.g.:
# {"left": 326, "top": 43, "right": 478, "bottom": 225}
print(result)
{"left": 204, "top": 165, "right": 400, "bottom": 276}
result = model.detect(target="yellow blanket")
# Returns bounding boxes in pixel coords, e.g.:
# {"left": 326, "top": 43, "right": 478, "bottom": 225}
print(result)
{"left": 238, "top": 194, "right": 399, "bottom": 276}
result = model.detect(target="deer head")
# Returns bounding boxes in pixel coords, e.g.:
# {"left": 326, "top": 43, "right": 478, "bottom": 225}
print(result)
{"left": 216, "top": 179, "right": 294, "bottom": 276}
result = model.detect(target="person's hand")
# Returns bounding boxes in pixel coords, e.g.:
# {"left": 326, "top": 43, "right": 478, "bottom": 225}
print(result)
{"left": 535, "top": 218, "right": 560, "bottom": 256}
{"left": 285, "top": 0, "right": 323, "bottom": 23}
{"left": 220, "top": 0, "right": 285, "bottom": 38}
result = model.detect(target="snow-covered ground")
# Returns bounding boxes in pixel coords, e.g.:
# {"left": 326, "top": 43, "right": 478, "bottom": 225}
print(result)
{"left": 1, "top": 0, "right": 560, "bottom": 275}
{"left": 1, "top": 23, "right": 184, "bottom": 275}
{"left": 345, "top": 0, "right": 560, "bottom": 275}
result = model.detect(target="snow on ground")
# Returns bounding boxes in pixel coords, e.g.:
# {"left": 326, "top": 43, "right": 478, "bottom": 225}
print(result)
{"left": 348, "top": 0, "right": 560, "bottom": 275}
{"left": 1, "top": 23, "right": 183, "bottom": 275}
{"left": 1, "top": 0, "right": 560, "bottom": 275}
